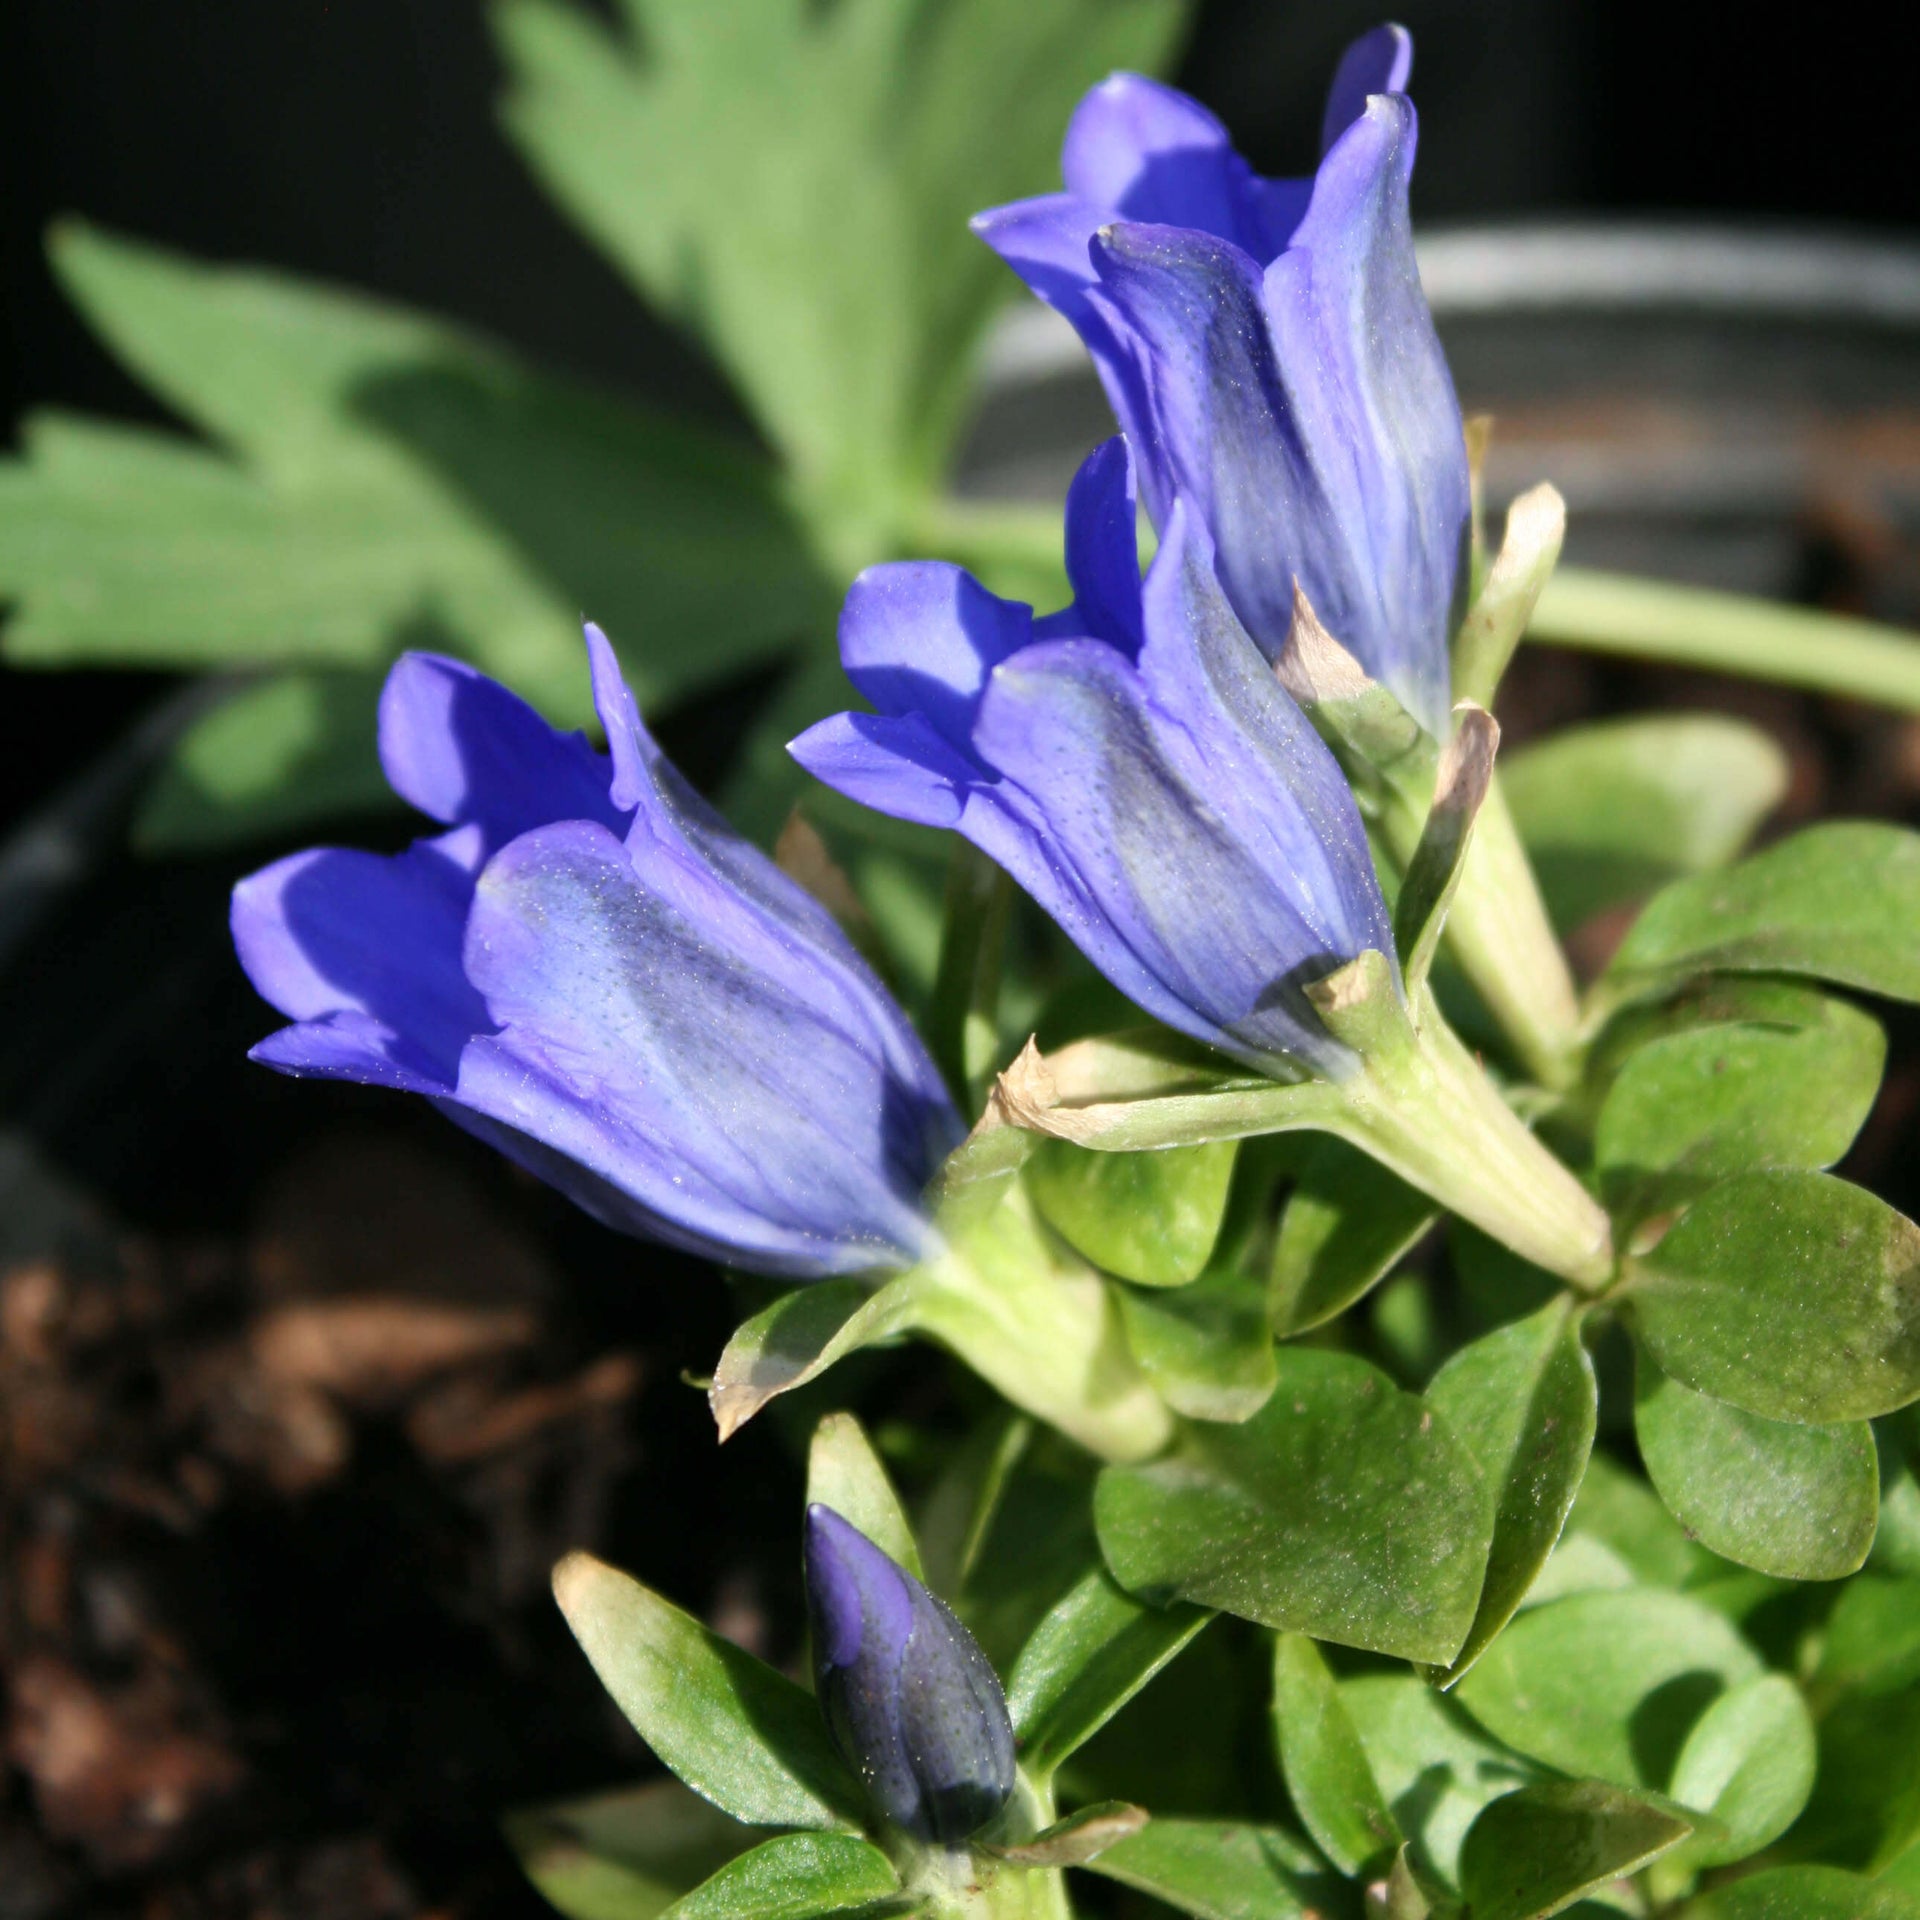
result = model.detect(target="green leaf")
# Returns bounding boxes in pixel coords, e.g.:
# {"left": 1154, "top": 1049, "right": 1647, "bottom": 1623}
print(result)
{"left": 1458, "top": 1780, "right": 1693, "bottom": 1920}
{"left": 0, "top": 228, "right": 822, "bottom": 766}
{"left": 1530, "top": 566, "right": 1920, "bottom": 718}
{"left": 1393, "top": 704, "right": 1499, "bottom": 990}
{"left": 1550, "top": 1448, "right": 1714, "bottom": 1592}
{"left": 493, "top": 0, "right": 1186, "bottom": 531}
{"left": 1790, "top": 1687, "right": 1920, "bottom": 1874}
{"left": 1624, "top": 1171, "right": 1920, "bottom": 1424}
{"left": 133, "top": 670, "right": 391, "bottom": 850}
{"left": 1094, "top": 1347, "right": 1489, "bottom": 1662}
{"left": 1341, "top": 1674, "right": 1538, "bottom": 1891}
{"left": 1116, "top": 1268, "right": 1278, "bottom": 1424}
{"left": 1269, "top": 1633, "right": 1400, "bottom": 1876}
{"left": 1818, "top": 1578, "right": 1920, "bottom": 1698}
{"left": 1456, "top": 1589, "right": 1761, "bottom": 1790}
{"left": 1601, "top": 823, "right": 1920, "bottom": 1010}
{"left": 708, "top": 1277, "right": 925, "bottom": 1443}
{"left": 551, "top": 1552, "right": 863, "bottom": 1830}
{"left": 1681, "top": 1866, "right": 1920, "bottom": 1919}
{"left": 1503, "top": 714, "right": 1786, "bottom": 931}
{"left": 984, "top": 1801, "right": 1148, "bottom": 1867}
{"left": 1633, "top": 1355, "right": 1879, "bottom": 1580}
{"left": 1667, "top": 1675, "right": 1817, "bottom": 1869}
{"left": 660, "top": 1833, "right": 900, "bottom": 1920}
{"left": 1077, "top": 1818, "right": 1341, "bottom": 1920}
{"left": 1594, "top": 987, "right": 1884, "bottom": 1197}
{"left": 1005, "top": 1567, "right": 1212, "bottom": 1784}
{"left": 1027, "top": 1137, "right": 1239, "bottom": 1287}
{"left": 806, "top": 1413, "right": 921, "bottom": 1579}
{"left": 1269, "top": 1138, "right": 1437, "bottom": 1338}
{"left": 508, "top": 1778, "right": 753, "bottom": 1920}
{"left": 1424, "top": 1299, "right": 1598, "bottom": 1684}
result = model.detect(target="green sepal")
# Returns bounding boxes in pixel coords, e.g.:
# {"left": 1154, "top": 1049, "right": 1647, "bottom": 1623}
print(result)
{"left": 807, "top": 1411, "right": 922, "bottom": 1579}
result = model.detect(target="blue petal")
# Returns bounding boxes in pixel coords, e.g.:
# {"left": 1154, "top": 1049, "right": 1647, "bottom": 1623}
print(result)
{"left": 970, "top": 507, "right": 1385, "bottom": 1076}
{"left": 788, "top": 711, "right": 974, "bottom": 832}
{"left": 452, "top": 820, "right": 948, "bottom": 1278}
{"left": 1320, "top": 23, "right": 1413, "bottom": 153}
{"left": 1091, "top": 92, "right": 1466, "bottom": 736}
{"left": 377, "top": 651, "right": 620, "bottom": 850}
{"left": 837, "top": 563, "right": 1032, "bottom": 754}
{"left": 1058, "top": 436, "right": 1145, "bottom": 656}
{"left": 232, "top": 830, "right": 490, "bottom": 1088}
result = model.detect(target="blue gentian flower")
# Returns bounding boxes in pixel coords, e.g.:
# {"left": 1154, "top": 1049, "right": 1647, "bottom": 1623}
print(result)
{"left": 804, "top": 1505, "right": 1016, "bottom": 1845}
{"left": 973, "top": 24, "right": 1468, "bottom": 734}
{"left": 232, "top": 626, "right": 960, "bottom": 1279}
{"left": 791, "top": 439, "right": 1396, "bottom": 1080}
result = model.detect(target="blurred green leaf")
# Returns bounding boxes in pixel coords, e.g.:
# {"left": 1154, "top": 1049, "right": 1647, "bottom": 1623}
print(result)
{"left": 1502, "top": 715, "right": 1786, "bottom": 932}
{"left": 1667, "top": 1674, "right": 1817, "bottom": 1870}
{"left": 1269, "top": 1137, "right": 1437, "bottom": 1337}
{"left": 508, "top": 1778, "right": 753, "bottom": 1920}
{"left": 1269, "top": 1632, "right": 1400, "bottom": 1877}
{"left": 1116, "top": 1267, "right": 1278, "bottom": 1423}
{"left": 1601, "top": 823, "right": 1920, "bottom": 1012}
{"left": 493, "top": 0, "right": 1187, "bottom": 542}
{"left": 1455, "top": 1589, "right": 1762, "bottom": 1790}
{"left": 1819, "top": 1579, "right": 1920, "bottom": 1699}
{"left": 1624, "top": 1171, "right": 1920, "bottom": 1424}
{"left": 1005, "top": 1566, "right": 1212, "bottom": 1785}
{"left": 1681, "top": 1866, "right": 1920, "bottom": 1919}
{"left": 1341, "top": 1673, "right": 1537, "bottom": 1891}
{"left": 1595, "top": 987, "right": 1884, "bottom": 1200}
{"left": 1789, "top": 1686, "right": 1920, "bottom": 1875}
{"left": 551, "top": 1552, "right": 864, "bottom": 1830}
{"left": 1094, "top": 1348, "right": 1489, "bottom": 1662}
{"left": 0, "top": 225, "right": 828, "bottom": 841}
{"left": 1458, "top": 1779, "right": 1693, "bottom": 1920}
{"left": 1425, "top": 1298, "right": 1598, "bottom": 1685}
{"left": 660, "top": 1833, "right": 899, "bottom": 1920}
{"left": 1028, "top": 1138, "right": 1239, "bottom": 1288}
{"left": 806, "top": 1412, "right": 921, "bottom": 1578}
{"left": 1076, "top": 1818, "right": 1339, "bottom": 1920}
{"left": 1633, "top": 1355, "right": 1878, "bottom": 1580}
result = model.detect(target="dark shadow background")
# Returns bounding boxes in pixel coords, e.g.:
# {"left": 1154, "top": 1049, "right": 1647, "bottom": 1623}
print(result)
{"left": 1, "top": 0, "right": 1914, "bottom": 836}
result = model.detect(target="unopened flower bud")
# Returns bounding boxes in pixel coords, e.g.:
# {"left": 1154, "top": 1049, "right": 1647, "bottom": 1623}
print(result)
{"left": 803, "top": 1505, "right": 1015, "bottom": 1844}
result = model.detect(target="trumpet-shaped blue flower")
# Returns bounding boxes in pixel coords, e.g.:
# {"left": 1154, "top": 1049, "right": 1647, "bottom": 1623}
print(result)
{"left": 792, "top": 440, "right": 1395, "bottom": 1080}
{"left": 973, "top": 25, "right": 1468, "bottom": 734}
{"left": 804, "top": 1506, "right": 1015, "bottom": 1845}
{"left": 232, "top": 627, "right": 960, "bottom": 1279}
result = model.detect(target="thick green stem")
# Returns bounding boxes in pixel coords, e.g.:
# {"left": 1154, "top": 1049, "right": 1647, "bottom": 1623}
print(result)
{"left": 1430, "top": 776, "right": 1584, "bottom": 1091}
{"left": 1309, "top": 956, "right": 1612, "bottom": 1291}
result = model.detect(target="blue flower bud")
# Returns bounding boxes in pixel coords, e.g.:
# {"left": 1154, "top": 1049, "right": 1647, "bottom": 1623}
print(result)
{"left": 804, "top": 1505, "right": 1015, "bottom": 1845}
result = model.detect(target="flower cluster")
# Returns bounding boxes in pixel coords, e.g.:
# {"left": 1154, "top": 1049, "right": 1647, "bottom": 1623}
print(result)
{"left": 232, "top": 26, "right": 1462, "bottom": 1282}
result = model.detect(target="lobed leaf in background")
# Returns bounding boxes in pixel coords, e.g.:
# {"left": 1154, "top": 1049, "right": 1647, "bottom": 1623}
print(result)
{"left": 0, "top": 224, "right": 829, "bottom": 847}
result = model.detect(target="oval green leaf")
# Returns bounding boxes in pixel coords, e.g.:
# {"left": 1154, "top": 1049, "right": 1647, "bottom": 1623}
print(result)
{"left": 1682, "top": 1866, "right": 1920, "bottom": 1919}
{"left": 1596, "top": 989, "right": 1884, "bottom": 1191}
{"left": 1270, "top": 1633, "right": 1399, "bottom": 1876}
{"left": 1117, "top": 1268, "right": 1278, "bottom": 1423}
{"left": 552, "top": 1553, "right": 863, "bottom": 1830}
{"left": 1626, "top": 1170, "right": 1920, "bottom": 1423}
{"left": 1424, "top": 1299, "right": 1598, "bottom": 1684}
{"left": 1094, "top": 1348, "right": 1489, "bottom": 1662}
{"left": 661, "top": 1834, "right": 899, "bottom": 1920}
{"left": 1006, "top": 1567, "right": 1212, "bottom": 1784}
{"left": 1634, "top": 1354, "right": 1879, "bottom": 1578}
{"left": 1026, "top": 1137, "right": 1239, "bottom": 1286}
{"left": 1455, "top": 1589, "right": 1761, "bottom": 1790}
{"left": 1504, "top": 713, "right": 1787, "bottom": 932}
{"left": 1077, "top": 1818, "right": 1342, "bottom": 1920}
{"left": 1818, "top": 1576, "right": 1920, "bottom": 1698}
{"left": 1604, "top": 822, "right": 1920, "bottom": 1006}
{"left": 1668, "top": 1674, "right": 1817, "bottom": 1869}
{"left": 1269, "top": 1137, "right": 1437, "bottom": 1337}
{"left": 1459, "top": 1779, "right": 1692, "bottom": 1920}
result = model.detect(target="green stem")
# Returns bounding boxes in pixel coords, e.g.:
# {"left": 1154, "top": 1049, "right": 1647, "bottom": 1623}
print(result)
{"left": 1532, "top": 567, "right": 1920, "bottom": 713}
{"left": 930, "top": 841, "right": 1014, "bottom": 1114}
